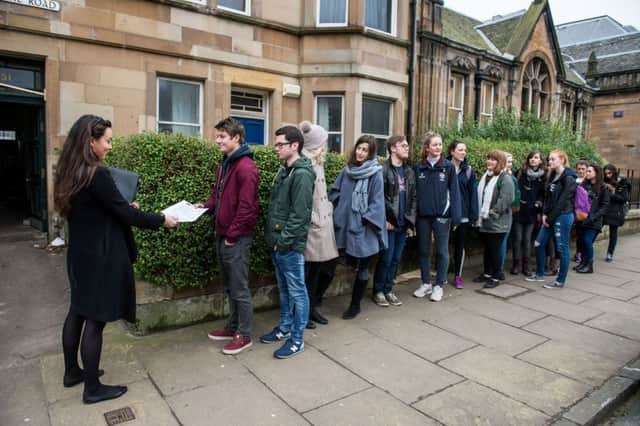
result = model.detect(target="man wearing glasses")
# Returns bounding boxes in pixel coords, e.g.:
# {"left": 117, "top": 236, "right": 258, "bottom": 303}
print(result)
{"left": 372, "top": 136, "right": 416, "bottom": 307}
{"left": 261, "top": 125, "right": 315, "bottom": 359}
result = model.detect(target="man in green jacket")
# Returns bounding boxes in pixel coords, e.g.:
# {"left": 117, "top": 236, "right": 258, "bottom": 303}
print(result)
{"left": 260, "top": 125, "right": 315, "bottom": 359}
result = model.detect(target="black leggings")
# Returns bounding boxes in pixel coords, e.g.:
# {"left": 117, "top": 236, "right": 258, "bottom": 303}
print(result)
{"left": 451, "top": 223, "right": 470, "bottom": 276}
{"left": 62, "top": 310, "right": 106, "bottom": 392}
{"left": 305, "top": 259, "right": 338, "bottom": 307}
{"left": 480, "top": 231, "right": 506, "bottom": 279}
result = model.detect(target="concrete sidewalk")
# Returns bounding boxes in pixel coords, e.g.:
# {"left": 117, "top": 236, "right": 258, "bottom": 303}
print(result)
{"left": 2, "top": 236, "right": 640, "bottom": 426}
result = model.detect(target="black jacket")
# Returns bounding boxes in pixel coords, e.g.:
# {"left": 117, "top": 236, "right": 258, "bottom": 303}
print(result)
{"left": 456, "top": 160, "right": 479, "bottom": 223}
{"left": 67, "top": 167, "right": 164, "bottom": 323}
{"left": 604, "top": 177, "right": 630, "bottom": 226}
{"left": 581, "top": 181, "right": 610, "bottom": 230}
{"left": 414, "top": 157, "right": 462, "bottom": 225}
{"left": 516, "top": 169, "right": 545, "bottom": 225}
{"left": 543, "top": 168, "right": 577, "bottom": 223}
{"left": 382, "top": 160, "right": 416, "bottom": 229}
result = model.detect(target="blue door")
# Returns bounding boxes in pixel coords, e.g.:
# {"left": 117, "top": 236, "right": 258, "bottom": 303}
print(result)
{"left": 233, "top": 117, "right": 265, "bottom": 145}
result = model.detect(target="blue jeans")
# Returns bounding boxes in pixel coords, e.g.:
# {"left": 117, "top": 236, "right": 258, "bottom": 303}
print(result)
{"left": 416, "top": 216, "right": 450, "bottom": 286}
{"left": 499, "top": 223, "right": 512, "bottom": 272}
{"left": 272, "top": 251, "right": 309, "bottom": 343}
{"left": 373, "top": 227, "right": 408, "bottom": 294}
{"left": 534, "top": 213, "right": 574, "bottom": 284}
{"left": 581, "top": 228, "right": 599, "bottom": 262}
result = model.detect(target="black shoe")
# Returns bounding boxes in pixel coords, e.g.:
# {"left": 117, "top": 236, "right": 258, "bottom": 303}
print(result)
{"left": 576, "top": 261, "right": 593, "bottom": 274}
{"left": 498, "top": 272, "right": 506, "bottom": 281}
{"left": 342, "top": 305, "right": 361, "bottom": 320}
{"left": 483, "top": 279, "right": 500, "bottom": 289}
{"left": 63, "top": 369, "right": 105, "bottom": 388}
{"left": 83, "top": 384, "right": 127, "bottom": 404}
{"left": 472, "top": 274, "right": 490, "bottom": 283}
{"left": 310, "top": 308, "right": 328, "bottom": 325}
{"left": 306, "top": 320, "right": 317, "bottom": 330}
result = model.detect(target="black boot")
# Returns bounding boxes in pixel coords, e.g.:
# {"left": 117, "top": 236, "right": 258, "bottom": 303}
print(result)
{"left": 83, "top": 384, "right": 128, "bottom": 404}
{"left": 343, "top": 278, "right": 367, "bottom": 320}
{"left": 573, "top": 260, "right": 587, "bottom": 271}
{"left": 576, "top": 261, "right": 593, "bottom": 274}
{"left": 510, "top": 260, "right": 520, "bottom": 275}
{"left": 521, "top": 257, "right": 530, "bottom": 276}
{"left": 310, "top": 307, "right": 328, "bottom": 325}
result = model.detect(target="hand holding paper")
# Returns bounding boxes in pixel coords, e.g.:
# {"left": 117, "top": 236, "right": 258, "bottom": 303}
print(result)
{"left": 162, "top": 200, "right": 208, "bottom": 223}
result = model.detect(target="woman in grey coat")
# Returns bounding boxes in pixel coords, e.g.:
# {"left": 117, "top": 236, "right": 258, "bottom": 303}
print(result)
{"left": 474, "top": 150, "right": 515, "bottom": 288}
{"left": 330, "top": 135, "right": 387, "bottom": 319}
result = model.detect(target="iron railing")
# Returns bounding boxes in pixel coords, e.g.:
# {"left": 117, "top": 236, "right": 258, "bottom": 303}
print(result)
{"left": 618, "top": 169, "right": 640, "bottom": 209}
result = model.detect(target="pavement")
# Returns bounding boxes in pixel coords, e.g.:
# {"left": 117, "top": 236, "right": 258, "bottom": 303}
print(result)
{"left": 1, "top": 236, "right": 640, "bottom": 426}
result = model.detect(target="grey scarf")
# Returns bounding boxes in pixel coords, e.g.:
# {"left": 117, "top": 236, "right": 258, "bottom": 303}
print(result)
{"left": 345, "top": 159, "right": 382, "bottom": 213}
{"left": 526, "top": 168, "right": 545, "bottom": 180}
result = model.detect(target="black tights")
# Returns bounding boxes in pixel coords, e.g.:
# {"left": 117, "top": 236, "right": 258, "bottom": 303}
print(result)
{"left": 62, "top": 310, "right": 106, "bottom": 392}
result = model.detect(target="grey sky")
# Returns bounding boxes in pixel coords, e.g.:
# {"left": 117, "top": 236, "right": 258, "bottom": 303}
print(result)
{"left": 444, "top": 0, "right": 640, "bottom": 29}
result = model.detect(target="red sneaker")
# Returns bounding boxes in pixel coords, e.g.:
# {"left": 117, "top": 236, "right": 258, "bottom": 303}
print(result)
{"left": 222, "top": 334, "right": 253, "bottom": 355}
{"left": 207, "top": 328, "right": 234, "bottom": 341}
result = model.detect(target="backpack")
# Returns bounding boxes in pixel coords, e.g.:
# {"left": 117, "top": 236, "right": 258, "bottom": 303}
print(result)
{"left": 574, "top": 185, "right": 591, "bottom": 221}
{"left": 511, "top": 175, "right": 521, "bottom": 212}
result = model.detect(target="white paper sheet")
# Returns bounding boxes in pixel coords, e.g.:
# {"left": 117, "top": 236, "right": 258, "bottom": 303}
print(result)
{"left": 162, "top": 200, "right": 208, "bottom": 223}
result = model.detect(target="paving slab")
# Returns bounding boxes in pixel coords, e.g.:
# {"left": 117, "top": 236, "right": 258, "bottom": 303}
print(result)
{"left": 594, "top": 267, "right": 640, "bottom": 282}
{"left": 539, "top": 287, "right": 597, "bottom": 304}
{"left": 509, "top": 293, "right": 602, "bottom": 323}
{"left": 48, "top": 379, "right": 178, "bottom": 426}
{"left": 439, "top": 346, "right": 592, "bottom": 416}
{"left": 240, "top": 345, "right": 369, "bottom": 413}
{"left": 585, "top": 313, "right": 640, "bottom": 341}
{"left": 631, "top": 296, "right": 640, "bottom": 305}
{"left": 581, "top": 298, "right": 640, "bottom": 319}
{"left": 524, "top": 316, "right": 640, "bottom": 363}
{"left": 478, "top": 283, "right": 530, "bottom": 298}
{"left": 517, "top": 340, "right": 622, "bottom": 386}
{"left": 563, "top": 376, "right": 636, "bottom": 425}
{"left": 454, "top": 291, "right": 548, "bottom": 327}
{"left": 305, "top": 320, "right": 373, "bottom": 352}
{"left": 166, "top": 372, "right": 306, "bottom": 425}
{"left": 361, "top": 315, "right": 476, "bottom": 362}
{"left": 0, "top": 360, "right": 50, "bottom": 426}
{"left": 304, "top": 387, "right": 435, "bottom": 426}
{"left": 426, "top": 309, "right": 547, "bottom": 356}
{"left": 413, "top": 379, "right": 550, "bottom": 425}
{"left": 570, "top": 280, "right": 640, "bottom": 301}
{"left": 324, "top": 335, "right": 463, "bottom": 404}
{"left": 570, "top": 274, "right": 629, "bottom": 287}
{"left": 620, "top": 281, "right": 640, "bottom": 292}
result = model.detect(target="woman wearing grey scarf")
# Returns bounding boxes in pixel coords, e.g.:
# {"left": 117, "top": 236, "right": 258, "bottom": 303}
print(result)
{"left": 330, "top": 135, "right": 387, "bottom": 319}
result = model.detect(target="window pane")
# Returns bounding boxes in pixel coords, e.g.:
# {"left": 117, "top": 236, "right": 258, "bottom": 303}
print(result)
{"left": 362, "top": 97, "right": 390, "bottom": 135}
{"left": 317, "top": 97, "right": 342, "bottom": 132}
{"left": 319, "top": 0, "right": 346, "bottom": 24}
{"left": 366, "top": 0, "right": 391, "bottom": 33}
{"left": 375, "top": 138, "right": 387, "bottom": 157}
{"left": 482, "top": 82, "right": 493, "bottom": 115}
{"left": 158, "top": 123, "right": 200, "bottom": 136}
{"left": 328, "top": 134, "right": 342, "bottom": 153}
{"left": 218, "top": 0, "right": 246, "bottom": 11}
{"left": 158, "top": 79, "right": 200, "bottom": 124}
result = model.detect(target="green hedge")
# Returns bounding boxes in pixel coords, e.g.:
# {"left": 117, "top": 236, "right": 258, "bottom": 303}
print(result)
{"left": 108, "top": 116, "right": 601, "bottom": 288}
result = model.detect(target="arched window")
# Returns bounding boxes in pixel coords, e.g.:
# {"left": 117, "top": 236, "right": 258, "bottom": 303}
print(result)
{"left": 521, "top": 58, "right": 550, "bottom": 118}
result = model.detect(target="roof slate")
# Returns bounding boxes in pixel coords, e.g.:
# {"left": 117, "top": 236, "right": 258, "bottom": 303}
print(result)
{"left": 571, "top": 52, "right": 640, "bottom": 75}
{"left": 556, "top": 16, "right": 628, "bottom": 46}
{"left": 476, "top": 15, "right": 523, "bottom": 53}
{"left": 441, "top": 7, "right": 490, "bottom": 51}
{"left": 561, "top": 33, "right": 640, "bottom": 62}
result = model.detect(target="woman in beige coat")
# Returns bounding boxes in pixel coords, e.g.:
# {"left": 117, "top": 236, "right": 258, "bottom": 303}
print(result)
{"left": 300, "top": 121, "right": 339, "bottom": 328}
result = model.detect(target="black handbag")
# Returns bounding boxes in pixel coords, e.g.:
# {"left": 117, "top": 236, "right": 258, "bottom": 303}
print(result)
{"left": 108, "top": 167, "right": 140, "bottom": 203}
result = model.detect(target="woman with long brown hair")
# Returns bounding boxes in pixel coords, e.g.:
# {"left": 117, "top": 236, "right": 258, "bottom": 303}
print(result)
{"left": 55, "top": 115, "right": 176, "bottom": 404}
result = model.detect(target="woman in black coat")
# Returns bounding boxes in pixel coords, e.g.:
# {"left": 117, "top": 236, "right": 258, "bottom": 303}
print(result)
{"left": 576, "top": 164, "right": 610, "bottom": 273}
{"left": 603, "top": 164, "right": 631, "bottom": 262}
{"left": 54, "top": 115, "right": 177, "bottom": 404}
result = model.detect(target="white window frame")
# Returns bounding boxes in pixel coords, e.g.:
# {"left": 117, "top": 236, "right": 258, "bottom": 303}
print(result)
{"left": 156, "top": 77, "right": 203, "bottom": 136}
{"left": 448, "top": 73, "right": 465, "bottom": 130}
{"left": 217, "top": 0, "right": 251, "bottom": 16}
{"left": 316, "top": 0, "right": 349, "bottom": 27}
{"left": 314, "top": 94, "right": 345, "bottom": 154}
{"left": 364, "top": 0, "right": 397, "bottom": 36}
{"left": 361, "top": 95, "right": 393, "bottom": 158}
{"left": 576, "top": 108, "right": 584, "bottom": 136}
{"left": 561, "top": 101, "right": 572, "bottom": 126}
{"left": 480, "top": 81, "right": 494, "bottom": 124}
{"left": 230, "top": 87, "right": 269, "bottom": 145}
{"left": 184, "top": 0, "right": 207, "bottom": 5}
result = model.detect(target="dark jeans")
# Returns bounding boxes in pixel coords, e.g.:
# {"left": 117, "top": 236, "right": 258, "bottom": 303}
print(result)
{"left": 451, "top": 222, "right": 470, "bottom": 276}
{"left": 512, "top": 222, "right": 535, "bottom": 260}
{"left": 373, "top": 227, "right": 408, "bottom": 294}
{"left": 305, "top": 259, "right": 338, "bottom": 307}
{"left": 416, "top": 216, "right": 450, "bottom": 286}
{"left": 581, "top": 228, "right": 599, "bottom": 262}
{"left": 480, "top": 231, "right": 506, "bottom": 280}
{"left": 272, "top": 251, "right": 309, "bottom": 343}
{"left": 535, "top": 213, "right": 574, "bottom": 284}
{"left": 575, "top": 225, "right": 585, "bottom": 256}
{"left": 608, "top": 225, "right": 619, "bottom": 256}
{"left": 216, "top": 235, "right": 253, "bottom": 337}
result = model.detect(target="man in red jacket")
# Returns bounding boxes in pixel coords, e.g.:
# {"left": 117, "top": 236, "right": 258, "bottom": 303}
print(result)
{"left": 196, "top": 117, "right": 259, "bottom": 355}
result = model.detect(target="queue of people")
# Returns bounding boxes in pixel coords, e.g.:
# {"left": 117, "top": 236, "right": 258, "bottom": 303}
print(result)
{"left": 55, "top": 114, "right": 632, "bottom": 404}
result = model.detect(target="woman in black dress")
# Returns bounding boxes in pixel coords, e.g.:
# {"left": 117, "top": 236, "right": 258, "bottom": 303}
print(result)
{"left": 54, "top": 115, "right": 177, "bottom": 404}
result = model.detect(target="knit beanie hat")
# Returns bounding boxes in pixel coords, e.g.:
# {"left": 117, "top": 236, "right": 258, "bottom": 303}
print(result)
{"left": 299, "top": 121, "right": 327, "bottom": 151}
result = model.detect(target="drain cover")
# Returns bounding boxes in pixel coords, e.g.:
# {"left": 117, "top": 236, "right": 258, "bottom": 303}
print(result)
{"left": 104, "top": 407, "right": 135, "bottom": 425}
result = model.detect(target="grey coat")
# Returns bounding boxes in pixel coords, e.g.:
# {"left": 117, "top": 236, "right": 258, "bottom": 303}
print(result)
{"left": 330, "top": 168, "right": 387, "bottom": 258}
{"left": 304, "top": 161, "right": 339, "bottom": 262}
{"left": 480, "top": 173, "right": 515, "bottom": 233}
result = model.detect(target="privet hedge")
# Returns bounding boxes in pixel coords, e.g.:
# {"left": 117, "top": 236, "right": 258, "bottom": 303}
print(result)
{"left": 108, "top": 118, "right": 600, "bottom": 289}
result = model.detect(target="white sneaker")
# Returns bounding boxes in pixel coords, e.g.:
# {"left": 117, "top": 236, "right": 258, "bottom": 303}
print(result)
{"left": 413, "top": 283, "right": 433, "bottom": 298}
{"left": 430, "top": 285, "right": 443, "bottom": 302}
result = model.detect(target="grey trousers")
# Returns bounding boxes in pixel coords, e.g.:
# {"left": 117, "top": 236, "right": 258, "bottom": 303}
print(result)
{"left": 216, "top": 235, "right": 253, "bottom": 337}
{"left": 512, "top": 222, "right": 535, "bottom": 260}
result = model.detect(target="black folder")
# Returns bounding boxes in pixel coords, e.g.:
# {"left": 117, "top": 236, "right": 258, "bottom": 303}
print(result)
{"left": 108, "top": 167, "right": 140, "bottom": 203}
